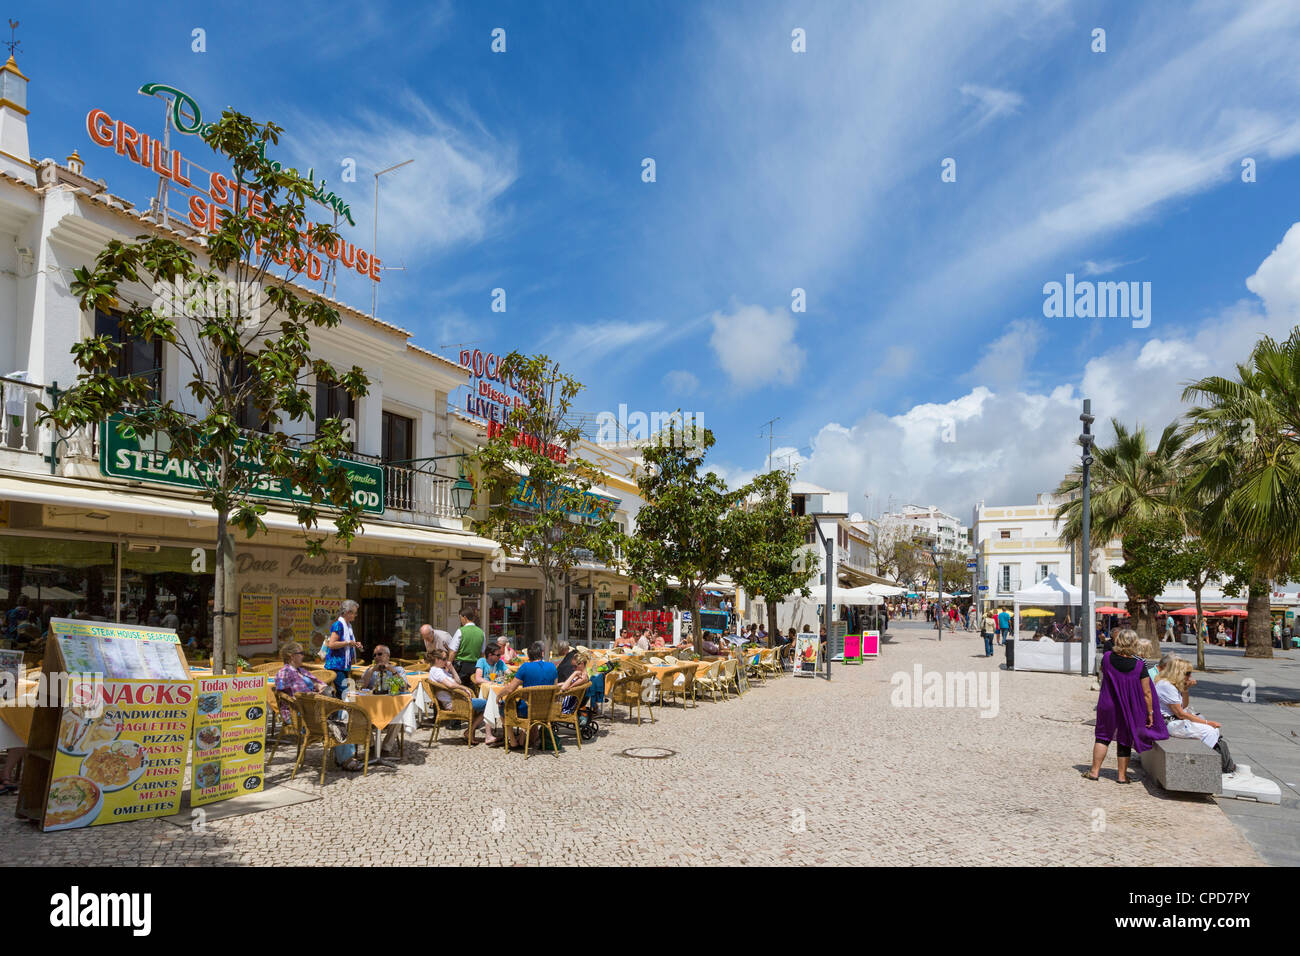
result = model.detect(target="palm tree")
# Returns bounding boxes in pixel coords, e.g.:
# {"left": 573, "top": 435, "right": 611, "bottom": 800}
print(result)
{"left": 1180, "top": 330, "right": 1300, "bottom": 659}
{"left": 1054, "top": 419, "right": 1189, "bottom": 643}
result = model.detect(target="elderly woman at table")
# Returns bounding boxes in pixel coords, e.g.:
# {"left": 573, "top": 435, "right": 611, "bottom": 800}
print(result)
{"left": 427, "top": 649, "right": 488, "bottom": 746}
{"left": 274, "top": 643, "right": 362, "bottom": 772}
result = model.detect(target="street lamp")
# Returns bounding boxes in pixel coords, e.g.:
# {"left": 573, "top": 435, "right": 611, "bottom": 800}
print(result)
{"left": 451, "top": 468, "right": 475, "bottom": 518}
{"left": 810, "top": 518, "right": 834, "bottom": 681}
{"left": 371, "top": 158, "right": 414, "bottom": 318}
{"left": 1079, "top": 398, "right": 1095, "bottom": 678}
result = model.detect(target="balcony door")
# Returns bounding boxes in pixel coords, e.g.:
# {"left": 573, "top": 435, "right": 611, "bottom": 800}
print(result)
{"left": 381, "top": 411, "right": 414, "bottom": 510}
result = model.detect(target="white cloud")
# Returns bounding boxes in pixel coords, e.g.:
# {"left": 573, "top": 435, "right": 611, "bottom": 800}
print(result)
{"left": 663, "top": 370, "right": 699, "bottom": 395}
{"left": 967, "top": 319, "right": 1045, "bottom": 386}
{"left": 283, "top": 89, "right": 517, "bottom": 256}
{"left": 708, "top": 303, "right": 805, "bottom": 389}
{"left": 784, "top": 222, "right": 1300, "bottom": 519}
{"left": 1081, "top": 257, "right": 1144, "bottom": 276}
{"left": 959, "top": 83, "right": 1024, "bottom": 129}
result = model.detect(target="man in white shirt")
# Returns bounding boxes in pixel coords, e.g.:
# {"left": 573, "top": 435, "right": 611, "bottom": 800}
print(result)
{"left": 634, "top": 630, "right": 650, "bottom": 651}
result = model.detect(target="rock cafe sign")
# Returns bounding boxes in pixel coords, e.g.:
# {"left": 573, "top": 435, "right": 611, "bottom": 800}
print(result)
{"left": 82, "top": 83, "right": 383, "bottom": 284}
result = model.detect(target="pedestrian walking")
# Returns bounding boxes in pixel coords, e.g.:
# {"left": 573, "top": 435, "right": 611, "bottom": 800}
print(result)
{"left": 980, "top": 611, "right": 993, "bottom": 657}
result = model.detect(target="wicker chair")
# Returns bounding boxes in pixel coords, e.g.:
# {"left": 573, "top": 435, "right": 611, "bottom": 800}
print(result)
{"left": 550, "top": 680, "right": 591, "bottom": 748}
{"left": 658, "top": 664, "right": 695, "bottom": 708}
{"left": 268, "top": 690, "right": 305, "bottom": 765}
{"left": 501, "top": 684, "right": 560, "bottom": 757}
{"left": 425, "top": 678, "right": 477, "bottom": 746}
{"left": 758, "top": 648, "right": 780, "bottom": 680}
{"left": 744, "top": 650, "right": 767, "bottom": 685}
{"left": 608, "top": 670, "right": 657, "bottom": 725}
{"left": 693, "top": 660, "right": 722, "bottom": 702}
{"left": 288, "top": 693, "right": 330, "bottom": 784}
{"left": 328, "top": 699, "right": 375, "bottom": 781}
{"left": 718, "top": 658, "right": 740, "bottom": 699}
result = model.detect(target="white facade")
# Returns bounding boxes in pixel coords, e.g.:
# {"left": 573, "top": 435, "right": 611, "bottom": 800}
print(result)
{"left": 879, "top": 504, "right": 967, "bottom": 556}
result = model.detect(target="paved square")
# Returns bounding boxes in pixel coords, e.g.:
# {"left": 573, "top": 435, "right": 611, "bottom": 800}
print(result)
{"left": 2, "top": 621, "right": 1264, "bottom": 866}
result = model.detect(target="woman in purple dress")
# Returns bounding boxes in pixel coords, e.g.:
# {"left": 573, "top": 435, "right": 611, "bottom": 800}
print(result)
{"left": 1086, "top": 628, "right": 1168, "bottom": 783}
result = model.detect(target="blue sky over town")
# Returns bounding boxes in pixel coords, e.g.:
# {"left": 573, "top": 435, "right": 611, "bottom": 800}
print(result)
{"left": 17, "top": 0, "right": 1300, "bottom": 518}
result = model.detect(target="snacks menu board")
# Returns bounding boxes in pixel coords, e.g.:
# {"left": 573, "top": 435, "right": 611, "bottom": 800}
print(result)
{"left": 239, "top": 593, "right": 274, "bottom": 646}
{"left": 276, "top": 596, "right": 315, "bottom": 646}
{"left": 43, "top": 679, "right": 196, "bottom": 830}
{"left": 190, "top": 675, "right": 267, "bottom": 807}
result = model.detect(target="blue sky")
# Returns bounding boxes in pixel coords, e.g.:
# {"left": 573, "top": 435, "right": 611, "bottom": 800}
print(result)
{"left": 16, "top": 0, "right": 1300, "bottom": 521}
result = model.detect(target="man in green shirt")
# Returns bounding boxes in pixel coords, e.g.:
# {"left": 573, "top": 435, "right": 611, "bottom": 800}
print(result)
{"left": 453, "top": 607, "right": 486, "bottom": 686}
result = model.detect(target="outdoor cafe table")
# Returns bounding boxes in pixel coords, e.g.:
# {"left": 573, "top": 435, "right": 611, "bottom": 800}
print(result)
{"left": 348, "top": 690, "right": 417, "bottom": 766}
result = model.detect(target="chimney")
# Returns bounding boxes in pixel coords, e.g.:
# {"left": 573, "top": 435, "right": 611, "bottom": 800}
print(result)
{"left": 0, "top": 54, "right": 34, "bottom": 185}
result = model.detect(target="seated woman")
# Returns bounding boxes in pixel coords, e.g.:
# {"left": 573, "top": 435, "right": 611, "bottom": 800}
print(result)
{"left": 1156, "top": 656, "right": 1245, "bottom": 780}
{"left": 1086, "top": 628, "right": 1168, "bottom": 783}
{"left": 613, "top": 629, "right": 634, "bottom": 651}
{"left": 650, "top": 631, "right": 666, "bottom": 650}
{"left": 273, "top": 642, "right": 362, "bottom": 772}
{"left": 556, "top": 646, "right": 596, "bottom": 714}
{"left": 426, "top": 649, "right": 487, "bottom": 746}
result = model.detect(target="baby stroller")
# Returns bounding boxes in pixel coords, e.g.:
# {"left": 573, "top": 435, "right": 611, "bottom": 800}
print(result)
{"left": 576, "top": 699, "right": 599, "bottom": 741}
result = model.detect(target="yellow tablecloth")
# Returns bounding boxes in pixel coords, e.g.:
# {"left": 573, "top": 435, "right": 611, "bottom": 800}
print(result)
{"left": 349, "top": 693, "right": 414, "bottom": 731}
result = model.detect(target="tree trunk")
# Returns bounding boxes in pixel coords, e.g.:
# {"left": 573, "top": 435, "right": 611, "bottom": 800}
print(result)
{"left": 213, "top": 511, "right": 234, "bottom": 675}
{"left": 691, "top": 586, "right": 703, "bottom": 655}
{"left": 766, "top": 599, "right": 779, "bottom": 649}
{"left": 1244, "top": 581, "right": 1274, "bottom": 659}
{"left": 1193, "top": 583, "right": 1205, "bottom": 672}
{"left": 1125, "top": 591, "right": 1161, "bottom": 646}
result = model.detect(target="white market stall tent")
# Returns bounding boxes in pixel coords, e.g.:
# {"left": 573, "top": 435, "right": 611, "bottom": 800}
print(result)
{"left": 1012, "top": 574, "right": 1098, "bottom": 674}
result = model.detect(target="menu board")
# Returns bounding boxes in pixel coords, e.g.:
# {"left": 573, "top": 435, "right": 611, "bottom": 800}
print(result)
{"left": 51, "top": 619, "right": 185, "bottom": 680}
{"left": 313, "top": 600, "right": 339, "bottom": 653}
{"left": 793, "top": 634, "right": 820, "bottom": 677}
{"left": 42, "top": 679, "right": 196, "bottom": 830}
{"left": 0, "top": 648, "right": 23, "bottom": 700}
{"left": 277, "top": 596, "right": 315, "bottom": 646}
{"left": 190, "top": 675, "right": 267, "bottom": 808}
{"left": 239, "top": 593, "right": 274, "bottom": 645}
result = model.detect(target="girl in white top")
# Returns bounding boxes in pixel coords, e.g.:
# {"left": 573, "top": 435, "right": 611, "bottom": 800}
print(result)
{"left": 1155, "top": 656, "right": 1238, "bottom": 775}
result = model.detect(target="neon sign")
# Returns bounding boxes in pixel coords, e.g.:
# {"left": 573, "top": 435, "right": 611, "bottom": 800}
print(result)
{"left": 139, "top": 83, "right": 355, "bottom": 227}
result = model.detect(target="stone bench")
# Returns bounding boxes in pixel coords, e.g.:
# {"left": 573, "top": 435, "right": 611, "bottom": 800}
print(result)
{"left": 1140, "top": 738, "right": 1221, "bottom": 794}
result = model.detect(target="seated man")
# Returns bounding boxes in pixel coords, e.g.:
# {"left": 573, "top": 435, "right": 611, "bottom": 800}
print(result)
{"left": 634, "top": 629, "right": 651, "bottom": 652}
{"left": 497, "top": 641, "right": 559, "bottom": 749}
{"left": 360, "top": 645, "right": 407, "bottom": 754}
{"left": 426, "top": 649, "right": 487, "bottom": 746}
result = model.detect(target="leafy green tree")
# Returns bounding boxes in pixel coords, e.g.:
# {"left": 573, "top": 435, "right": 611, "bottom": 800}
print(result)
{"left": 1055, "top": 419, "right": 1188, "bottom": 644}
{"left": 724, "top": 469, "right": 814, "bottom": 646}
{"left": 625, "top": 426, "right": 735, "bottom": 653}
{"left": 1180, "top": 331, "right": 1300, "bottom": 658}
{"left": 470, "top": 352, "right": 624, "bottom": 651}
{"left": 43, "top": 109, "right": 369, "bottom": 674}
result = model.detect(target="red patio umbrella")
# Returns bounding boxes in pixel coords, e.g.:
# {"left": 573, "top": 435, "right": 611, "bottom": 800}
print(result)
{"left": 1095, "top": 606, "right": 1128, "bottom": 614}
{"left": 1167, "top": 607, "right": 1200, "bottom": 616}
{"left": 1213, "top": 608, "right": 1248, "bottom": 617}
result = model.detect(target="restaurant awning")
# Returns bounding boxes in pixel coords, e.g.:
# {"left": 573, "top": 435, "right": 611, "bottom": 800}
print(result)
{"left": 0, "top": 473, "right": 502, "bottom": 555}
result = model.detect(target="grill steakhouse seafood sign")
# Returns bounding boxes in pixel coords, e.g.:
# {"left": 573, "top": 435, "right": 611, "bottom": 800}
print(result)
{"left": 83, "top": 82, "right": 382, "bottom": 284}
{"left": 100, "top": 414, "right": 385, "bottom": 515}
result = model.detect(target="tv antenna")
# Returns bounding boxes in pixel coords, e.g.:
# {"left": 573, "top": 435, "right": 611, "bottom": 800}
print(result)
{"left": 5, "top": 20, "right": 19, "bottom": 58}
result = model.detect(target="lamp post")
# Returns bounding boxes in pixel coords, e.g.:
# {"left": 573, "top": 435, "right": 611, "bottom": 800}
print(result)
{"left": 371, "top": 158, "right": 414, "bottom": 318}
{"left": 1079, "top": 398, "right": 1095, "bottom": 677}
{"left": 811, "top": 518, "right": 834, "bottom": 681}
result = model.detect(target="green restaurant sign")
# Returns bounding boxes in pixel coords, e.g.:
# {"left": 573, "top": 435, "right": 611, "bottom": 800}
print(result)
{"left": 99, "top": 416, "right": 385, "bottom": 516}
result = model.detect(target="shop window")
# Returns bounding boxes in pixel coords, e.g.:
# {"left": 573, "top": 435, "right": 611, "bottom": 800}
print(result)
{"left": 488, "top": 587, "right": 538, "bottom": 648}
{"left": 119, "top": 546, "right": 215, "bottom": 651}
{"left": 94, "top": 309, "right": 162, "bottom": 401}
{"left": 316, "top": 382, "right": 355, "bottom": 452}
{"left": 349, "top": 555, "right": 432, "bottom": 658}
{"left": 0, "top": 538, "right": 116, "bottom": 650}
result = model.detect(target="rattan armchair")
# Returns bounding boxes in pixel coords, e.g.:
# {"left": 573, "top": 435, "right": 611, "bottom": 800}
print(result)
{"left": 607, "top": 670, "right": 657, "bottom": 725}
{"left": 268, "top": 690, "right": 305, "bottom": 764}
{"left": 288, "top": 693, "right": 332, "bottom": 784}
{"left": 425, "top": 678, "right": 477, "bottom": 746}
{"left": 326, "top": 699, "right": 375, "bottom": 780}
{"left": 501, "top": 684, "right": 560, "bottom": 757}
{"left": 550, "top": 679, "right": 591, "bottom": 747}
{"left": 719, "top": 658, "right": 741, "bottom": 699}
{"left": 658, "top": 664, "right": 696, "bottom": 708}
{"left": 693, "top": 660, "right": 722, "bottom": 702}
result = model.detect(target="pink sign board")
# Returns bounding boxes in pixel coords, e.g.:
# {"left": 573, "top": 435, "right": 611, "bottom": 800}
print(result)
{"left": 862, "top": 631, "right": 881, "bottom": 657}
{"left": 844, "top": 634, "right": 862, "bottom": 662}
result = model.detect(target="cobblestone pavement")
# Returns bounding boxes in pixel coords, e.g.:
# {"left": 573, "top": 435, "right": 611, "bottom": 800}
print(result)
{"left": 2, "top": 620, "right": 1264, "bottom": 866}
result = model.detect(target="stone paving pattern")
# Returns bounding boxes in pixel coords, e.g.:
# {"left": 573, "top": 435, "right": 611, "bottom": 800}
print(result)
{"left": 1, "top": 620, "right": 1264, "bottom": 866}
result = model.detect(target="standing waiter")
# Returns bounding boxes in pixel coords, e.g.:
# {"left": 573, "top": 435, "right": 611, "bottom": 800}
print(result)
{"left": 452, "top": 607, "right": 486, "bottom": 687}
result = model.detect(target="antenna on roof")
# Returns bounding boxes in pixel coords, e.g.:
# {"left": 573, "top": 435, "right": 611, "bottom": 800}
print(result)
{"left": 5, "top": 20, "right": 19, "bottom": 58}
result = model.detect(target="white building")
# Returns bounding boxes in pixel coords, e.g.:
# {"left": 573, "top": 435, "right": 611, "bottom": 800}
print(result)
{"left": 0, "top": 56, "right": 499, "bottom": 657}
{"left": 878, "top": 504, "right": 968, "bottom": 556}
